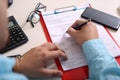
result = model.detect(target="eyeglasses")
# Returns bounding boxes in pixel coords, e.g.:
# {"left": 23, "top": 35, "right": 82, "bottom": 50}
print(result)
{"left": 23, "top": 2, "right": 46, "bottom": 28}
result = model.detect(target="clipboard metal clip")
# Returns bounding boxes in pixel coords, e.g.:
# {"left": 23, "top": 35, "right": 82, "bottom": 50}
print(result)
{"left": 54, "top": 5, "right": 77, "bottom": 14}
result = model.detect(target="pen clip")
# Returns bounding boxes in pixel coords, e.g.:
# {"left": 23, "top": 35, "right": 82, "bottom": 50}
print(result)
{"left": 54, "top": 5, "right": 77, "bottom": 14}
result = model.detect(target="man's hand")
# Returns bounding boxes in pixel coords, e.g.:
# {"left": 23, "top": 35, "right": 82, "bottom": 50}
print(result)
{"left": 14, "top": 42, "right": 67, "bottom": 77}
{"left": 67, "top": 20, "right": 99, "bottom": 45}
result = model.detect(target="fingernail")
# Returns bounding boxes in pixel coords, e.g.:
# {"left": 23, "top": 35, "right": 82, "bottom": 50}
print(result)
{"left": 62, "top": 51, "right": 68, "bottom": 60}
{"left": 64, "top": 55, "right": 68, "bottom": 60}
{"left": 56, "top": 71, "right": 63, "bottom": 77}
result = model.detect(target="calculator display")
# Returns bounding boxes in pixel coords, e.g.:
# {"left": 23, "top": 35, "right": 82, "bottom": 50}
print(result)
{"left": 8, "top": 21, "right": 14, "bottom": 27}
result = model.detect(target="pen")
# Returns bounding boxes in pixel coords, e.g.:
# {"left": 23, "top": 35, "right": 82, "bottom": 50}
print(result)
{"left": 7, "top": 54, "right": 21, "bottom": 58}
{"left": 73, "top": 19, "right": 91, "bottom": 30}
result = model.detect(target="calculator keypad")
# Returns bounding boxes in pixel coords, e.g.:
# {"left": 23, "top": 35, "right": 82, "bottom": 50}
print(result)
{"left": 8, "top": 25, "right": 26, "bottom": 45}
{"left": 0, "top": 16, "right": 28, "bottom": 53}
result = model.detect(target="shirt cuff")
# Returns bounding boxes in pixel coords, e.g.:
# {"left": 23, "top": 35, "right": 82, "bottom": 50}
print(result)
{"left": 82, "top": 39, "right": 110, "bottom": 63}
{"left": 0, "top": 55, "right": 16, "bottom": 74}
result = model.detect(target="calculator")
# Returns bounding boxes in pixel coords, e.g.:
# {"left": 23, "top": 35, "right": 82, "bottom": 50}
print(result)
{"left": 0, "top": 16, "right": 28, "bottom": 53}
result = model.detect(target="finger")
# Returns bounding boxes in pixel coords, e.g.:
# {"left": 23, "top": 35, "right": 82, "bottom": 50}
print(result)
{"left": 42, "top": 42, "right": 59, "bottom": 51}
{"left": 71, "top": 19, "right": 86, "bottom": 28}
{"left": 67, "top": 20, "right": 86, "bottom": 36}
{"left": 53, "top": 43, "right": 65, "bottom": 51}
{"left": 47, "top": 50, "right": 67, "bottom": 60}
{"left": 67, "top": 27, "right": 77, "bottom": 38}
{"left": 40, "top": 68, "right": 63, "bottom": 77}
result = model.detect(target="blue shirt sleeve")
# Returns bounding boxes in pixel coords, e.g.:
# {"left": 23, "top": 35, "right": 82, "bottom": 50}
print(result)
{"left": 82, "top": 39, "right": 120, "bottom": 80}
{"left": 0, "top": 55, "right": 28, "bottom": 80}
{"left": 0, "top": 55, "right": 15, "bottom": 73}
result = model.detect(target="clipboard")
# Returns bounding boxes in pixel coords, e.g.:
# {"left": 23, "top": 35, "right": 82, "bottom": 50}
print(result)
{"left": 39, "top": 4, "right": 120, "bottom": 80}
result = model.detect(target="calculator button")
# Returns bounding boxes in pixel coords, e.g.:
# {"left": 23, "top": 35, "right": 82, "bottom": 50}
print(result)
{"left": 22, "top": 37, "right": 26, "bottom": 40}
{"left": 8, "top": 43, "right": 12, "bottom": 47}
{"left": 18, "top": 32, "right": 22, "bottom": 35}
{"left": 20, "top": 35, "right": 24, "bottom": 37}
{"left": 16, "top": 37, "right": 21, "bottom": 41}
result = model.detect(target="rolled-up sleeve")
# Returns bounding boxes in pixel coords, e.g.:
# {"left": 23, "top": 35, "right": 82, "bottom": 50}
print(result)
{"left": 82, "top": 39, "right": 120, "bottom": 80}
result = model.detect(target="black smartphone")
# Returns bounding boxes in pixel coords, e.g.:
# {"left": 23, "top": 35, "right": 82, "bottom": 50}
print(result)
{"left": 81, "top": 7, "right": 120, "bottom": 30}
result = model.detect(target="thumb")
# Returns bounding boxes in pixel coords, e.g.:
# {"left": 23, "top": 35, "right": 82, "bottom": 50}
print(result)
{"left": 41, "top": 68, "right": 63, "bottom": 77}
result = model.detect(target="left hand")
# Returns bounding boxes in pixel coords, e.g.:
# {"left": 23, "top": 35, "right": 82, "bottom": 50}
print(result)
{"left": 14, "top": 42, "right": 67, "bottom": 77}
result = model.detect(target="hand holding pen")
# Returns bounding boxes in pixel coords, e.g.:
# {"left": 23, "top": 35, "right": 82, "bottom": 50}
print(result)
{"left": 66, "top": 19, "right": 91, "bottom": 33}
{"left": 73, "top": 19, "right": 91, "bottom": 30}
{"left": 67, "top": 19, "right": 99, "bottom": 45}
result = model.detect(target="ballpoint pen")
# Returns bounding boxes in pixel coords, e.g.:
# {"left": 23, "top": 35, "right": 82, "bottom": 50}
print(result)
{"left": 66, "top": 19, "right": 91, "bottom": 33}
{"left": 73, "top": 19, "right": 91, "bottom": 30}
{"left": 7, "top": 54, "right": 22, "bottom": 58}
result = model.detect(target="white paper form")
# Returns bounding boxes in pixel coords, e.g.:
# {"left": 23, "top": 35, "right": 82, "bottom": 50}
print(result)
{"left": 42, "top": 4, "right": 120, "bottom": 71}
